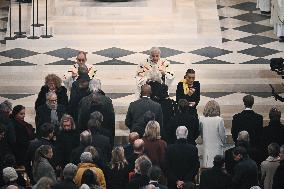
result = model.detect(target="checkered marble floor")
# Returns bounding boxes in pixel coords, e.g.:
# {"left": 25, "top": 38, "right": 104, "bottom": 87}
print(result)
{"left": 0, "top": 0, "right": 284, "bottom": 145}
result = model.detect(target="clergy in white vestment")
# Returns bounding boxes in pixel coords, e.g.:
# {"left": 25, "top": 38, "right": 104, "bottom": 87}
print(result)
{"left": 199, "top": 100, "right": 226, "bottom": 168}
{"left": 271, "top": 0, "right": 284, "bottom": 41}
{"left": 256, "top": 0, "right": 271, "bottom": 13}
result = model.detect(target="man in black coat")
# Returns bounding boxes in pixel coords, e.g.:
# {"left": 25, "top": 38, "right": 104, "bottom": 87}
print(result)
{"left": 35, "top": 92, "right": 66, "bottom": 130}
{"left": 125, "top": 84, "right": 163, "bottom": 130}
{"left": 272, "top": 145, "right": 284, "bottom": 189}
{"left": 148, "top": 166, "right": 168, "bottom": 189}
{"left": 231, "top": 146, "right": 259, "bottom": 189}
{"left": 232, "top": 95, "right": 263, "bottom": 148}
{"left": 52, "top": 163, "right": 78, "bottom": 189}
{"left": 199, "top": 155, "right": 232, "bottom": 189}
{"left": 164, "top": 126, "right": 200, "bottom": 189}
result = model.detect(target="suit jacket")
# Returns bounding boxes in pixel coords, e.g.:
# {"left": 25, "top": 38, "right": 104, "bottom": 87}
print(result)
{"left": 232, "top": 110, "right": 263, "bottom": 147}
{"left": 149, "top": 181, "right": 168, "bottom": 189}
{"left": 91, "top": 132, "right": 111, "bottom": 162}
{"left": 199, "top": 166, "right": 232, "bottom": 189}
{"left": 164, "top": 138, "right": 200, "bottom": 189}
{"left": 127, "top": 174, "right": 149, "bottom": 189}
{"left": 272, "top": 160, "right": 284, "bottom": 189}
{"left": 35, "top": 104, "right": 66, "bottom": 129}
{"left": 176, "top": 81, "right": 200, "bottom": 108}
{"left": 125, "top": 97, "right": 163, "bottom": 130}
{"left": 52, "top": 179, "right": 79, "bottom": 189}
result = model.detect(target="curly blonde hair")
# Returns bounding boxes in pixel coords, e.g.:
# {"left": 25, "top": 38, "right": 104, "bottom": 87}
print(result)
{"left": 45, "top": 74, "right": 62, "bottom": 89}
{"left": 143, "top": 121, "right": 161, "bottom": 140}
{"left": 110, "top": 146, "right": 128, "bottom": 170}
{"left": 203, "top": 100, "right": 220, "bottom": 117}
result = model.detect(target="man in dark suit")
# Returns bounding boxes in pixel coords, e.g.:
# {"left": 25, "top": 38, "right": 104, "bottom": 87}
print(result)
{"left": 232, "top": 95, "right": 263, "bottom": 148}
{"left": 148, "top": 166, "right": 168, "bottom": 189}
{"left": 164, "top": 126, "right": 200, "bottom": 189}
{"left": 125, "top": 84, "right": 163, "bottom": 130}
{"left": 273, "top": 145, "right": 284, "bottom": 189}
{"left": 199, "top": 155, "right": 232, "bottom": 189}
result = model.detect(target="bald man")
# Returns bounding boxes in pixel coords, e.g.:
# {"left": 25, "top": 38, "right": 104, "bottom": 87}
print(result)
{"left": 124, "top": 132, "right": 140, "bottom": 162}
{"left": 127, "top": 139, "right": 145, "bottom": 171}
{"left": 125, "top": 84, "right": 163, "bottom": 132}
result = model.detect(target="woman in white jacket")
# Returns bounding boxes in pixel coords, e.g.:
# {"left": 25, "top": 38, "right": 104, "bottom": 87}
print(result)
{"left": 199, "top": 100, "right": 226, "bottom": 168}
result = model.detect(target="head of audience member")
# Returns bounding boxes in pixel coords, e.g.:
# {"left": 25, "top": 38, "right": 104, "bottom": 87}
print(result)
{"left": 149, "top": 47, "right": 161, "bottom": 63}
{"left": 78, "top": 73, "right": 91, "bottom": 90}
{"left": 34, "top": 177, "right": 54, "bottom": 189}
{"left": 0, "top": 123, "right": 5, "bottom": 141}
{"left": 6, "top": 186, "right": 19, "bottom": 189}
{"left": 129, "top": 132, "right": 139, "bottom": 145}
{"left": 213, "top": 155, "right": 225, "bottom": 168}
{"left": 79, "top": 184, "right": 90, "bottom": 189}
{"left": 34, "top": 145, "right": 53, "bottom": 163}
{"left": 45, "top": 74, "right": 62, "bottom": 92}
{"left": 39, "top": 123, "right": 54, "bottom": 139}
{"left": 178, "top": 99, "right": 189, "bottom": 113}
{"left": 63, "top": 163, "right": 77, "bottom": 181}
{"left": 267, "top": 143, "right": 280, "bottom": 158}
{"left": 81, "top": 169, "right": 100, "bottom": 187}
{"left": 84, "top": 146, "right": 100, "bottom": 163}
{"left": 0, "top": 100, "right": 12, "bottom": 114}
{"left": 90, "top": 111, "right": 103, "bottom": 124}
{"left": 147, "top": 69, "right": 162, "bottom": 83}
{"left": 141, "top": 84, "right": 152, "bottom": 98}
{"left": 80, "top": 152, "right": 94, "bottom": 164}
{"left": 237, "top": 131, "right": 249, "bottom": 143}
{"left": 143, "top": 184, "right": 156, "bottom": 189}
{"left": 279, "top": 145, "right": 284, "bottom": 161}
{"left": 148, "top": 166, "right": 162, "bottom": 182}
{"left": 76, "top": 51, "right": 87, "bottom": 66}
{"left": 143, "top": 111, "right": 155, "bottom": 125}
{"left": 233, "top": 146, "right": 248, "bottom": 162}
{"left": 3, "top": 154, "right": 16, "bottom": 168}
{"left": 59, "top": 114, "right": 76, "bottom": 132}
{"left": 80, "top": 130, "right": 92, "bottom": 147}
{"left": 87, "top": 119, "right": 101, "bottom": 134}
{"left": 203, "top": 100, "right": 220, "bottom": 117}
{"left": 250, "top": 186, "right": 261, "bottom": 189}
{"left": 135, "top": 155, "right": 152, "bottom": 175}
{"left": 78, "top": 65, "right": 88, "bottom": 76}
{"left": 11, "top": 105, "right": 25, "bottom": 121}
{"left": 2, "top": 167, "right": 18, "bottom": 184}
{"left": 269, "top": 107, "right": 281, "bottom": 122}
{"left": 110, "top": 146, "right": 128, "bottom": 170}
{"left": 133, "top": 139, "right": 145, "bottom": 154}
{"left": 46, "top": 92, "right": 58, "bottom": 110}
{"left": 176, "top": 126, "right": 188, "bottom": 140}
{"left": 243, "top": 95, "right": 254, "bottom": 109}
{"left": 143, "top": 121, "right": 161, "bottom": 141}
{"left": 184, "top": 69, "right": 195, "bottom": 85}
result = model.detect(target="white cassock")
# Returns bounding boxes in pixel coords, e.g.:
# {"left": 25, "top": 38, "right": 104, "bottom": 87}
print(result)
{"left": 256, "top": 0, "right": 271, "bottom": 12}
{"left": 135, "top": 58, "right": 174, "bottom": 98}
{"left": 271, "top": 0, "right": 284, "bottom": 36}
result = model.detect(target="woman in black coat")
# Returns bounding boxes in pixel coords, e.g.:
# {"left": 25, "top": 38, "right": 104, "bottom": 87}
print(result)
{"left": 35, "top": 74, "right": 68, "bottom": 110}
{"left": 7, "top": 105, "right": 35, "bottom": 165}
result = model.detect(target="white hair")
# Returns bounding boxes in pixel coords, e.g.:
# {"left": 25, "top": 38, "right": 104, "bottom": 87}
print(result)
{"left": 147, "top": 68, "right": 162, "bottom": 83}
{"left": 80, "top": 152, "right": 93, "bottom": 163}
{"left": 80, "top": 184, "right": 90, "bottom": 189}
{"left": 176, "top": 126, "right": 188, "bottom": 139}
{"left": 237, "top": 131, "right": 249, "bottom": 142}
{"left": 149, "top": 47, "right": 161, "bottom": 55}
{"left": 46, "top": 91, "right": 57, "bottom": 100}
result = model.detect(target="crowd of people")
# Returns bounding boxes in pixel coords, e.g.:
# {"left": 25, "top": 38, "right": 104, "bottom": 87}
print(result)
{"left": 0, "top": 47, "right": 284, "bottom": 189}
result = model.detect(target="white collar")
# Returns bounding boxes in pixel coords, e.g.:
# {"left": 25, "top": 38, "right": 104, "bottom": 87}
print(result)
{"left": 244, "top": 108, "right": 252, "bottom": 110}
{"left": 149, "top": 180, "right": 158, "bottom": 183}
{"left": 141, "top": 96, "right": 150, "bottom": 98}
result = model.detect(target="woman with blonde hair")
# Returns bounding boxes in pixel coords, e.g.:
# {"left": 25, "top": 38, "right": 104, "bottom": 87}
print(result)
{"left": 35, "top": 73, "right": 68, "bottom": 110}
{"left": 142, "top": 121, "right": 167, "bottom": 167}
{"left": 108, "top": 146, "right": 129, "bottom": 189}
{"left": 199, "top": 100, "right": 226, "bottom": 168}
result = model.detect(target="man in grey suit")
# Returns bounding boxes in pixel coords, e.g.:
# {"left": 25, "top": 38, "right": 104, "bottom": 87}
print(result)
{"left": 125, "top": 84, "right": 163, "bottom": 131}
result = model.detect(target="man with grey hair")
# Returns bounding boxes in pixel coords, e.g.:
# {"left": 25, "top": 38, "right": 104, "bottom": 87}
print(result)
{"left": 35, "top": 92, "right": 66, "bottom": 129}
{"left": 164, "top": 126, "right": 199, "bottom": 189}
{"left": 0, "top": 100, "right": 12, "bottom": 125}
{"left": 2, "top": 167, "right": 24, "bottom": 189}
{"left": 272, "top": 145, "right": 284, "bottom": 189}
{"left": 52, "top": 163, "right": 78, "bottom": 189}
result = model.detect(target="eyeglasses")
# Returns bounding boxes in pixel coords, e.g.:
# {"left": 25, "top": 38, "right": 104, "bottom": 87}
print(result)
{"left": 48, "top": 99, "right": 57, "bottom": 102}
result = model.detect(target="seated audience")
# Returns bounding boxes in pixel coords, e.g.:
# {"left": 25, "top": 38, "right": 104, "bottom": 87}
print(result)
{"left": 123, "top": 132, "right": 139, "bottom": 161}
{"left": 164, "top": 126, "right": 199, "bottom": 189}
{"left": 70, "top": 131, "right": 92, "bottom": 165}
{"left": 232, "top": 147, "right": 259, "bottom": 189}
{"left": 128, "top": 155, "right": 152, "bottom": 189}
{"left": 125, "top": 84, "right": 163, "bottom": 131}
{"left": 176, "top": 69, "right": 200, "bottom": 114}
{"left": 127, "top": 139, "right": 145, "bottom": 172}
{"left": 74, "top": 152, "right": 106, "bottom": 189}
{"left": 131, "top": 111, "right": 155, "bottom": 138}
{"left": 148, "top": 166, "right": 168, "bottom": 189}
{"left": 2, "top": 167, "right": 25, "bottom": 189}
{"left": 32, "top": 177, "right": 54, "bottom": 189}
{"left": 200, "top": 100, "right": 226, "bottom": 168}
{"left": 199, "top": 155, "right": 232, "bottom": 189}
{"left": 232, "top": 95, "right": 263, "bottom": 148}
{"left": 170, "top": 99, "right": 199, "bottom": 145}
{"left": 55, "top": 114, "right": 79, "bottom": 168}
{"left": 261, "top": 107, "right": 284, "bottom": 159}
{"left": 52, "top": 163, "right": 78, "bottom": 189}
{"left": 35, "top": 92, "right": 66, "bottom": 129}
{"left": 108, "top": 146, "right": 129, "bottom": 189}
{"left": 33, "top": 145, "right": 56, "bottom": 183}
{"left": 7, "top": 105, "right": 35, "bottom": 165}
{"left": 142, "top": 121, "right": 167, "bottom": 167}
{"left": 35, "top": 74, "right": 68, "bottom": 110}
{"left": 81, "top": 169, "right": 101, "bottom": 189}
{"left": 0, "top": 100, "right": 12, "bottom": 125}
{"left": 261, "top": 143, "right": 280, "bottom": 189}
{"left": 272, "top": 145, "right": 284, "bottom": 189}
